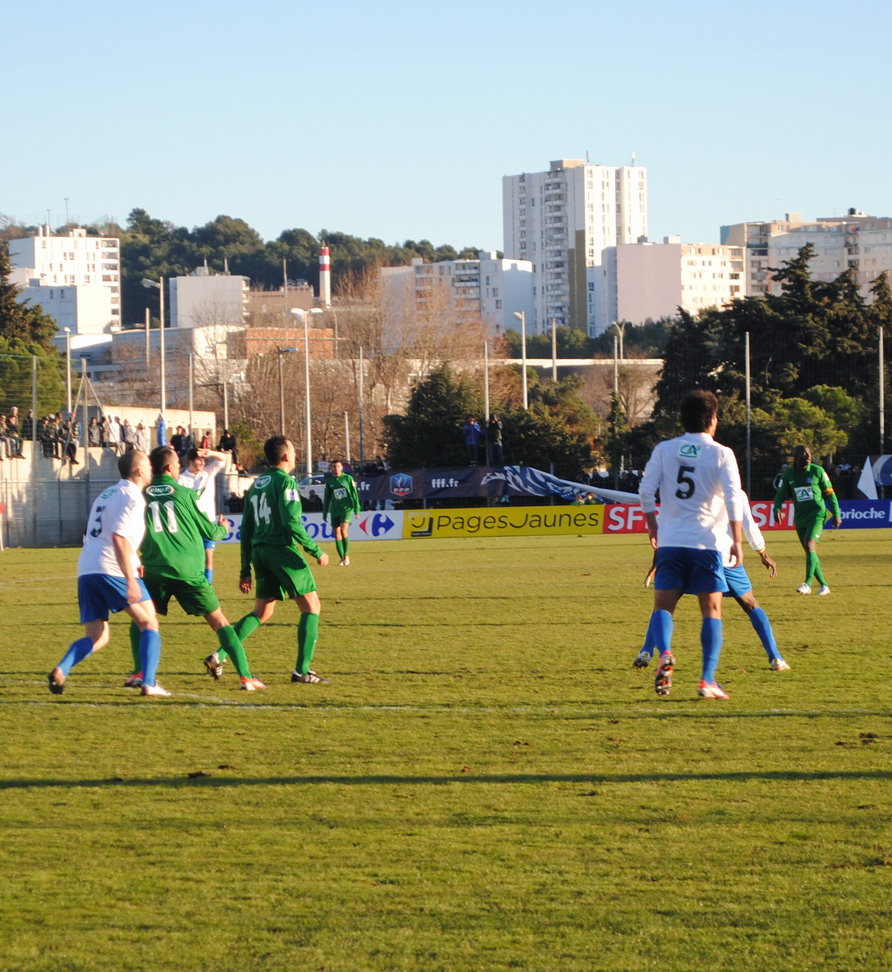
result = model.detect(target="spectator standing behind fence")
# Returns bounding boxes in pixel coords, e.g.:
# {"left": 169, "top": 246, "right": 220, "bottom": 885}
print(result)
{"left": 88, "top": 417, "right": 101, "bottom": 447}
{"left": 108, "top": 417, "right": 123, "bottom": 455}
{"left": 135, "top": 422, "right": 151, "bottom": 453}
{"left": 217, "top": 428, "right": 238, "bottom": 465}
{"left": 122, "top": 420, "right": 136, "bottom": 453}
{"left": 463, "top": 416, "right": 483, "bottom": 465}
{"left": 487, "top": 414, "right": 504, "bottom": 465}
{"left": 22, "top": 409, "right": 34, "bottom": 441}
{"left": 200, "top": 429, "right": 212, "bottom": 450}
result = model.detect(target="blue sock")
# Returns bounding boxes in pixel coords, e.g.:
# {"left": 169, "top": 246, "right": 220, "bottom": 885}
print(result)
{"left": 701, "top": 617, "right": 723, "bottom": 684}
{"left": 640, "top": 615, "right": 656, "bottom": 656}
{"left": 57, "top": 636, "right": 94, "bottom": 676}
{"left": 204, "top": 568, "right": 213, "bottom": 584}
{"left": 650, "top": 610, "right": 674, "bottom": 656}
{"left": 139, "top": 629, "right": 162, "bottom": 686}
{"left": 749, "top": 607, "right": 779, "bottom": 661}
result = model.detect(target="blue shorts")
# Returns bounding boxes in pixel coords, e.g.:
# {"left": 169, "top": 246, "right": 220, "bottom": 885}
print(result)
{"left": 203, "top": 539, "right": 216, "bottom": 551}
{"left": 78, "top": 573, "right": 151, "bottom": 623}
{"left": 655, "top": 547, "right": 728, "bottom": 595}
{"left": 721, "top": 564, "right": 752, "bottom": 598}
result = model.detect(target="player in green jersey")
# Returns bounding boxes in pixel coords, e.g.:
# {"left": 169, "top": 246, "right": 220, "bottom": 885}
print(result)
{"left": 226, "top": 435, "right": 330, "bottom": 684}
{"left": 322, "top": 459, "right": 361, "bottom": 566}
{"left": 131, "top": 445, "right": 266, "bottom": 691}
{"left": 772, "top": 445, "right": 842, "bottom": 595}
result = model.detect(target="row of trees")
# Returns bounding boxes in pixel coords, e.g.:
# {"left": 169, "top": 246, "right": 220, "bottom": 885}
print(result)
{"left": 1, "top": 209, "right": 485, "bottom": 328}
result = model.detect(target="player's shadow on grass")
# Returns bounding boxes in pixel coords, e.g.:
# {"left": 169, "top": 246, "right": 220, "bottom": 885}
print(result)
{"left": 3, "top": 769, "right": 892, "bottom": 790}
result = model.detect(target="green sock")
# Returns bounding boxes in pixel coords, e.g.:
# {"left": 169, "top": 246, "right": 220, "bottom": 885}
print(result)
{"left": 229, "top": 612, "right": 263, "bottom": 662}
{"left": 813, "top": 558, "right": 827, "bottom": 586}
{"left": 805, "top": 551, "right": 819, "bottom": 584}
{"left": 296, "top": 613, "right": 320, "bottom": 674}
{"left": 335, "top": 538, "right": 344, "bottom": 559}
{"left": 343, "top": 538, "right": 350, "bottom": 557}
{"left": 128, "top": 621, "right": 141, "bottom": 673}
{"left": 217, "top": 625, "right": 251, "bottom": 679}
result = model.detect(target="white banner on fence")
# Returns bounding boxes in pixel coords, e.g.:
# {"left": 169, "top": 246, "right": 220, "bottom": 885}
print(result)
{"left": 220, "top": 510, "right": 405, "bottom": 544}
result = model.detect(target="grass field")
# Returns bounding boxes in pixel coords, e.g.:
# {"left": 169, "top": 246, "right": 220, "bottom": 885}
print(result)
{"left": 1, "top": 529, "right": 890, "bottom": 971}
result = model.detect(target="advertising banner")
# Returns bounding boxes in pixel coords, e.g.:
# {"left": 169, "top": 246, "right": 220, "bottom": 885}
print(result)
{"left": 601, "top": 499, "right": 892, "bottom": 534}
{"left": 219, "top": 510, "right": 404, "bottom": 544}
{"left": 403, "top": 506, "right": 604, "bottom": 539}
{"left": 354, "top": 466, "right": 636, "bottom": 507}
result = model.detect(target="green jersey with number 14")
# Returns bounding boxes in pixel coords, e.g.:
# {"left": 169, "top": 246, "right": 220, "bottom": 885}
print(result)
{"left": 140, "top": 474, "right": 226, "bottom": 582}
{"left": 240, "top": 467, "right": 323, "bottom": 575}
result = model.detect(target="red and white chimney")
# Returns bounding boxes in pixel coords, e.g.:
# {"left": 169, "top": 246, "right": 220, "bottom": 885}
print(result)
{"left": 318, "top": 245, "right": 331, "bottom": 308}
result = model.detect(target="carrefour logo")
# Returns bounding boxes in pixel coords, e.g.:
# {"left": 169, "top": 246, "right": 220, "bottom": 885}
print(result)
{"left": 678, "top": 443, "right": 702, "bottom": 459}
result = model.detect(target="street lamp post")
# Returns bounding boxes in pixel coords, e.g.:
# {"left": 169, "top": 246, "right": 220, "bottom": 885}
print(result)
{"left": 64, "top": 328, "right": 72, "bottom": 415}
{"left": 277, "top": 347, "right": 299, "bottom": 436}
{"left": 290, "top": 307, "right": 314, "bottom": 476}
{"left": 141, "top": 277, "right": 167, "bottom": 415}
{"left": 513, "top": 311, "right": 528, "bottom": 409}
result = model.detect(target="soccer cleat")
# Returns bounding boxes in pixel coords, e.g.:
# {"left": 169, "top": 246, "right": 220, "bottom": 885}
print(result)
{"left": 203, "top": 652, "right": 224, "bottom": 680}
{"left": 343, "top": 556, "right": 350, "bottom": 566}
{"left": 47, "top": 669, "right": 66, "bottom": 695}
{"left": 140, "top": 683, "right": 171, "bottom": 698}
{"left": 240, "top": 677, "right": 267, "bottom": 691}
{"left": 770, "top": 658, "right": 791, "bottom": 672}
{"left": 654, "top": 651, "right": 675, "bottom": 696}
{"left": 796, "top": 583, "right": 812, "bottom": 595}
{"left": 123, "top": 671, "right": 144, "bottom": 688}
{"left": 633, "top": 649, "right": 652, "bottom": 669}
{"left": 817, "top": 585, "right": 831, "bottom": 596}
{"left": 291, "top": 669, "right": 330, "bottom": 684}
{"left": 698, "top": 681, "right": 730, "bottom": 700}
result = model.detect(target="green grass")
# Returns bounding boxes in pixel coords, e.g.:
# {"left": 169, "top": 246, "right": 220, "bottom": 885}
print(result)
{"left": 1, "top": 531, "right": 890, "bottom": 971}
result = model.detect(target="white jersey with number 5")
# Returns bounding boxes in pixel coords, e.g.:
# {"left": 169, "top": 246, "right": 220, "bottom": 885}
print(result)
{"left": 639, "top": 432, "right": 744, "bottom": 550}
{"left": 77, "top": 479, "right": 147, "bottom": 578}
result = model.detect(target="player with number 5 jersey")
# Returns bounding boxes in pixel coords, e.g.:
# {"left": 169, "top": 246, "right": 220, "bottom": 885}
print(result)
{"left": 638, "top": 390, "right": 745, "bottom": 700}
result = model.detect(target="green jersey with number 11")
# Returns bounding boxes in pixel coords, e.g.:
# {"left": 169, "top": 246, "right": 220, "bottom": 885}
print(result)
{"left": 141, "top": 474, "right": 226, "bottom": 581}
{"left": 240, "top": 467, "right": 323, "bottom": 575}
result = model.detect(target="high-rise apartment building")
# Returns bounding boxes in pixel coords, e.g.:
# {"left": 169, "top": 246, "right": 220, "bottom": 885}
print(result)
{"left": 169, "top": 267, "right": 249, "bottom": 328}
{"left": 380, "top": 252, "right": 533, "bottom": 339}
{"left": 721, "top": 209, "right": 892, "bottom": 298}
{"left": 602, "top": 239, "right": 744, "bottom": 325}
{"left": 503, "top": 158, "right": 647, "bottom": 335}
{"left": 8, "top": 226, "right": 121, "bottom": 333}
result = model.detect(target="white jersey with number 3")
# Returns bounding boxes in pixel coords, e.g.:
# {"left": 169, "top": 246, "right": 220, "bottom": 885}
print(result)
{"left": 77, "top": 479, "right": 146, "bottom": 578}
{"left": 639, "top": 432, "right": 744, "bottom": 550}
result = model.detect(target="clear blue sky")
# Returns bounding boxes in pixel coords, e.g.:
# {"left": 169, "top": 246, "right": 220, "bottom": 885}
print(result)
{"left": 4, "top": 0, "right": 891, "bottom": 251}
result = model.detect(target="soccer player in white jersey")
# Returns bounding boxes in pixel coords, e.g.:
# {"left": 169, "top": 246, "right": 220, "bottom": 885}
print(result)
{"left": 638, "top": 390, "right": 745, "bottom": 700}
{"left": 178, "top": 446, "right": 228, "bottom": 583}
{"left": 47, "top": 450, "right": 169, "bottom": 698}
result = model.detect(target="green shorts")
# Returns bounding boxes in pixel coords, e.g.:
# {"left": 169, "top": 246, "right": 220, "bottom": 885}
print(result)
{"left": 330, "top": 512, "right": 354, "bottom": 529}
{"left": 252, "top": 545, "right": 317, "bottom": 601}
{"left": 143, "top": 573, "right": 220, "bottom": 617}
{"left": 795, "top": 516, "right": 826, "bottom": 545}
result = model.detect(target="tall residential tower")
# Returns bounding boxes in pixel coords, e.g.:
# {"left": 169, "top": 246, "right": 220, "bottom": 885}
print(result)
{"left": 503, "top": 158, "right": 647, "bottom": 335}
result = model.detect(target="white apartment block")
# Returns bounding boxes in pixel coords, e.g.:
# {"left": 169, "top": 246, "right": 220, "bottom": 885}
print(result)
{"left": 503, "top": 158, "right": 647, "bottom": 336}
{"left": 9, "top": 226, "right": 121, "bottom": 334}
{"left": 380, "top": 252, "right": 533, "bottom": 339}
{"left": 603, "top": 239, "right": 744, "bottom": 326}
{"left": 721, "top": 209, "right": 892, "bottom": 298}
{"left": 169, "top": 267, "right": 249, "bottom": 328}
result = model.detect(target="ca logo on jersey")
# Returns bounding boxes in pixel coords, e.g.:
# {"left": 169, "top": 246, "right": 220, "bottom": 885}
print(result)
{"left": 678, "top": 443, "right": 702, "bottom": 460}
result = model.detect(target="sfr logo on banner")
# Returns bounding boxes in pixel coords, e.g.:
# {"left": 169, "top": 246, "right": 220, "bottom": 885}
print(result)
{"left": 603, "top": 504, "right": 650, "bottom": 534}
